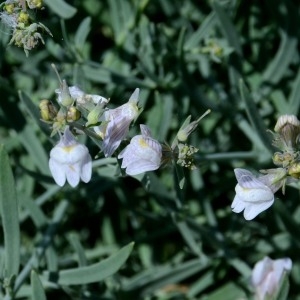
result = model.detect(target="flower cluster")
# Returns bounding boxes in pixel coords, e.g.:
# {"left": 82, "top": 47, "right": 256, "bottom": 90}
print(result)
{"left": 0, "top": 0, "right": 51, "bottom": 56}
{"left": 42, "top": 74, "right": 209, "bottom": 187}
{"left": 231, "top": 114, "right": 300, "bottom": 220}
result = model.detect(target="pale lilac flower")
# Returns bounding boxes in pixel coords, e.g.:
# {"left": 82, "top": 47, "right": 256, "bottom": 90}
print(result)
{"left": 252, "top": 256, "right": 292, "bottom": 300}
{"left": 49, "top": 127, "right": 92, "bottom": 187}
{"left": 95, "top": 88, "right": 140, "bottom": 157}
{"left": 118, "top": 124, "right": 162, "bottom": 176}
{"left": 231, "top": 168, "right": 276, "bottom": 220}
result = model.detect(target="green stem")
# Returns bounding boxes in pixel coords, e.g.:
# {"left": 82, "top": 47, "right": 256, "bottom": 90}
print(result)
{"left": 195, "top": 151, "right": 256, "bottom": 162}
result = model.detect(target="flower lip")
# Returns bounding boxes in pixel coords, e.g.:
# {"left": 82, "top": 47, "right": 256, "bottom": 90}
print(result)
{"left": 118, "top": 124, "right": 162, "bottom": 176}
{"left": 231, "top": 168, "right": 275, "bottom": 220}
{"left": 49, "top": 126, "right": 92, "bottom": 187}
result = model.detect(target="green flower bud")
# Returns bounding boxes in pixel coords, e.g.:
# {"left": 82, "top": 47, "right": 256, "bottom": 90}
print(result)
{"left": 288, "top": 163, "right": 300, "bottom": 179}
{"left": 18, "top": 11, "right": 29, "bottom": 24}
{"left": 67, "top": 106, "right": 81, "bottom": 122}
{"left": 39, "top": 99, "right": 57, "bottom": 121}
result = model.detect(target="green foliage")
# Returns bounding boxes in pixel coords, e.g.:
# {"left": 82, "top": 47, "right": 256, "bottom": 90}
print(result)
{"left": 0, "top": 0, "right": 300, "bottom": 299}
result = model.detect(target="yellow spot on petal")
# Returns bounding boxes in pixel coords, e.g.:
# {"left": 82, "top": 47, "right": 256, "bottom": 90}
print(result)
{"left": 138, "top": 138, "right": 148, "bottom": 148}
{"left": 62, "top": 145, "right": 76, "bottom": 153}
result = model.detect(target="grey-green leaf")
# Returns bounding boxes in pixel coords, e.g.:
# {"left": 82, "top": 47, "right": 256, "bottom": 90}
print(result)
{"left": 44, "top": 0, "right": 77, "bottom": 19}
{"left": 44, "top": 242, "right": 134, "bottom": 285}
{"left": 0, "top": 145, "right": 20, "bottom": 277}
{"left": 74, "top": 17, "right": 92, "bottom": 51}
{"left": 31, "top": 270, "right": 47, "bottom": 300}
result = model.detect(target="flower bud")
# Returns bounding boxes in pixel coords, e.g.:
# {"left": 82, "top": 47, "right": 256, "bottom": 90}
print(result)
{"left": 288, "top": 163, "right": 300, "bottom": 179}
{"left": 57, "top": 80, "right": 74, "bottom": 107}
{"left": 4, "top": 4, "right": 15, "bottom": 14}
{"left": 86, "top": 103, "right": 104, "bottom": 127}
{"left": 176, "top": 110, "right": 210, "bottom": 143}
{"left": 39, "top": 99, "right": 57, "bottom": 121}
{"left": 274, "top": 114, "right": 300, "bottom": 150}
{"left": 18, "top": 11, "right": 29, "bottom": 24}
{"left": 27, "top": 0, "right": 43, "bottom": 9}
{"left": 67, "top": 107, "right": 81, "bottom": 122}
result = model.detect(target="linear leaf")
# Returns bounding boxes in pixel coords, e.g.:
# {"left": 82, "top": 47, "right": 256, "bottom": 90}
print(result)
{"left": 0, "top": 145, "right": 20, "bottom": 277}
{"left": 239, "top": 79, "right": 274, "bottom": 153}
{"left": 74, "top": 17, "right": 91, "bottom": 51}
{"left": 262, "top": 31, "right": 297, "bottom": 85}
{"left": 212, "top": 1, "right": 242, "bottom": 56}
{"left": 31, "top": 270, "right": 47, "bottom": 300}
{"left": 288, "top": 66, "right": 300, "bottom": 115}
{"left": 44, "top": 0, "right": 77, "bottom": 19}
{"left": 44, "top": 242, "right": 134, "bottom": 285}
{"left": 185, "top": 12, "right": 216, "bottom": 50}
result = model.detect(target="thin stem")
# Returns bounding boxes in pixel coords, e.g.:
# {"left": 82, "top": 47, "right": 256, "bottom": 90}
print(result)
{"left": 195, "top": 151, "right": 256, "bottom": 162}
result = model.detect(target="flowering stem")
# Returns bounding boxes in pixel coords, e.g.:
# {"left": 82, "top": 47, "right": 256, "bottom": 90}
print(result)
{"left": 13, "top": 201, "right": 68, "bottom": 294}
{"left": 195, "top": 151, "right": 256, "bottom": 161}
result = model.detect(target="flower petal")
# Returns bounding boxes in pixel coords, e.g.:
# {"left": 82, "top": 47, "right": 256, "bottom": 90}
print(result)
{"left": 243, "top": 199, "right": 274, "bottom": 220}
{"left": 49, "top": 158, "right": 66, "bottom": 186}
{"left": 80, "top": 153, "right": 92, "bottom": 183}
{"left": 65, "top": 163, "right": 81, "bottom": 187}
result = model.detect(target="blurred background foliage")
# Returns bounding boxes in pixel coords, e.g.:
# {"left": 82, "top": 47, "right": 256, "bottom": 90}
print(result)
{"left": 1, "top": 0, "right": 300, "bottom": 299}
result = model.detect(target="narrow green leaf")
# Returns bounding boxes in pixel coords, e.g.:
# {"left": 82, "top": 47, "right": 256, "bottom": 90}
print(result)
{"left": 262, "top": 31, "right": 297, "bottom": 85}
{"left": 20, "top": 196, "right": 48, "bottom": 228}
{"left": 0, "top": 145, "right": 20, "bottom": 277}
{"left": 185, "top": 12, "right": 216, "bottom": 50}
{"left": 212, "top": 1, "right": 242, "bottom": 56}
{"left": 31, "top": 270, "right": 46, "bottom": 300}
{"left": 68, "top": 233, "right": 87, "bottom": 267}
{"left": 175, "top": 219, "right": 201, "bottom": 256}
{"left": 44, "top": 0, "right": 77, "bottom": 19}
{"left": 239, "top": 80, "right": 274, "bottom": 153}
{"left": 123, "top": 258, "right": 209, "bottom": 296}
{"left": 288, "top": 66, "right": 300, "bottom": 115}
{"left": 74, "top": 17, "right": 91, "bottom": 51}
{"left": 18, "top": 91, "right": 50, "bottom": 136}
{"left": 44, "top": 242, "right": 134, "bottom": 285}
{"left": 17, "top": 124, "right": 50, "bottom": 175}
{"left": 205, "top": 282, "right": 246, "bottom": 299}
{"left": 275, "top": 272, "right": 290, "bottom": 300}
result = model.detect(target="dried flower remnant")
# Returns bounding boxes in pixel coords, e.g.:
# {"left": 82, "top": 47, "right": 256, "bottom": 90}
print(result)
{"left": 0, "top": 0, "right": 52, "bottom": 56}
{"left": 49, "top": 127, "right": 92, "bottom": 187}
{"left": 273, "top": 114, "right": 300, "bottom": 151}
{"left": 118, "top": 124, "right": 162, "bottom": 176}
{"left": 251, "top": 257, "right": 292, "bottom": 300}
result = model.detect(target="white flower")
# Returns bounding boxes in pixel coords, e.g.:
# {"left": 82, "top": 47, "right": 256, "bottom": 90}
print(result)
{"left": 252, "top": 256, "right": 292, "bottom": 300}
{"left": 118, "top": 124, "right": 162, "bottom": 176}
{"left": 231, "top": 168, "right": 275, "bottom": 220}
{"left": 95, "top": 88, "right": 140, "bottom": 157}
{"left": 49, "top": 127, "right": 92, "bottom": 187}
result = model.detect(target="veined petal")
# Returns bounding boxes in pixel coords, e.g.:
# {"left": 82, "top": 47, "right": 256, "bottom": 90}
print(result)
{"left": 80, "top": 154, "right": 92, "bottom": 183}
{"left": 252, "top": 257, "right": 273, "bottom": 286}
{"left": 103, "top": 116, "right": 131, "bottom": 157}
{"left": 231, "top": 194, "right": 246, "bottom": 213}
{"left": 235, "top": 184, "right": 274, "bottom": 203}
{"left": 49, "top": 158, "right": 66, "bottom": 186}
{"left": 243, "top": 200, "right": 274, "bottom": 220}
{"left": 65, "top": 163, "right": 81, "bottom": 187}
{"left": 118, "top": 126, "right": 162, "bottom": 175}
{"left": 123, "top": 160, "right": 160, "bottom": 176}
